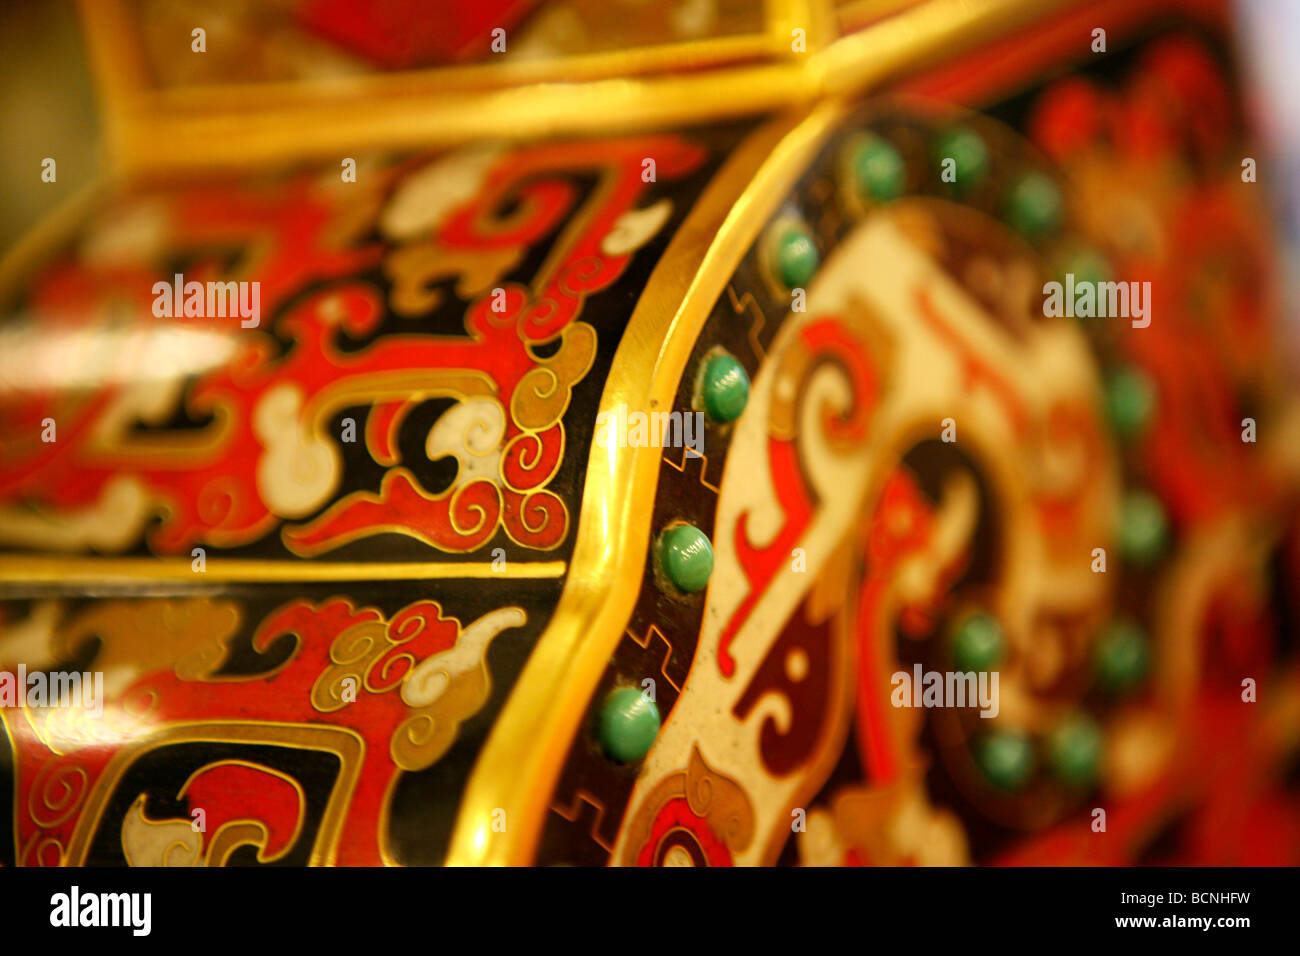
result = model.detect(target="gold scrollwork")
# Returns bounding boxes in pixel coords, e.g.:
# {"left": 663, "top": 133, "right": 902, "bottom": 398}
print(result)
{"left": 512, "top": 321, "right": 597, "bottom": 431}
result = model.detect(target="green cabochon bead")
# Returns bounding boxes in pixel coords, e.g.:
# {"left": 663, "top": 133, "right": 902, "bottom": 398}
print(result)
{"left": 1047, "top": 714, "right": 1103, "bottom": 787}
{"left": 773, "top": 224, "right": 819, "bottom": 289}
{"left": 1118, "top": 489, "right": 1169, "bottom": 566}
{"left": 1094, "top": 618, "right": 1150, "bottom": 693}
{"left": 951, "top": 611, "right": 1005, "bottom": 672}
{"left": 1105, "top": 365, "right": 1156, "bottom": 440}
{"left": 659, "top": 523, "right": 714, "bottom": 593}
{"left": 852, "top": 135, "right": 905, "bottom": 203}
{"left": 934, "top": 125, "right": 989, "bottom": 191}
{"left": 598, "top": 686, "right": 661, "bottom": 763}
{"left": 977, "top": 730, "right": 1035, "bottom": 791}
{"left": 701, "top": 353, "right": 750, "bottom": 423}
{"left": 1005, "top": 170, "right": 1062, "bottom": 239}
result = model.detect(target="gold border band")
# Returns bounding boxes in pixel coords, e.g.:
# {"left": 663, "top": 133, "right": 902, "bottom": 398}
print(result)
{"left": 446, "top": 100, "right": 850, "bottom": 865}
{"left": 0, "top": 555, "right": 566, "bottom": 587}
{"left": 78, "top": 0, "right": 1071, "bottom": 173}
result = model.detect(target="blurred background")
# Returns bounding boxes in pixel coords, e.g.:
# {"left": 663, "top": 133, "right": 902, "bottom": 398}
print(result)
{"left": 0, "top": 0, "right": 99, "bottom": 252}
{"left": 4, "top": 0, "right": 1299, "bottom": 280}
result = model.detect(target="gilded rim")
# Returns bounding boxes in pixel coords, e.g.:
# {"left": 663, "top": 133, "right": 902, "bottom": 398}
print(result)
{"left": 76, "top": 0, "right": 1075, "bottom": 173}
{"left": 445, "top": 99, "right": 850, "bottom": 865}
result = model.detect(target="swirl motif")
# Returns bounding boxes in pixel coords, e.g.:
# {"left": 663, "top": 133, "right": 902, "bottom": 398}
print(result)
{"left": 511, "top": 322, "right": 597, "bottom": 431}
{"left": 29, "top": 762, "right": 88, "bottom": 829}
{"left": 502, "top": 425, "right": 563, "bottom": 491}
{"left": 503, "top": 489, "right": 567, "bottom": 550}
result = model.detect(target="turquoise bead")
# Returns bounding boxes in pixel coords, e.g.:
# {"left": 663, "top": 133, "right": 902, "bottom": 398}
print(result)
{"left": 977, "top": 730, "right": 1035, "bottom": 791}
{"left": 659, "top": 523, "right": 714, "bottom": 593}
{"left": 852, "top": 135, "right": 905, "bottom": 202}
{"left": 701, "top": 353, "right": 750, "bottom": 423}
{"left": 951, "top": 612, "right": 1005, "bottom": 672}
{"left": 934, "top": 126, "right": 989, "bottom": 191}
{"left": 1118, "top": 490, "right": 1168, "bottom": 566}
{"left": 773, "top": 224, "right": 819, "bottom": 289}
{"left": 1047, "top": 714, "right": 1103, "bottom": 787}
{"left": 1095, "top": 618, "right": 1149, "bottom": 693}
{"left": 598, "top": 686, "right": 661, "bottom": 763}
{"left": 1105, "top": 365, "right": 1156, "bottom": 440}
{"left": 1005, "top": 170, "right": 1062, "bottom": 239}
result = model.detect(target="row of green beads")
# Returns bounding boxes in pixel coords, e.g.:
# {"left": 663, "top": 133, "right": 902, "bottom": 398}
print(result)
{"left": 849, "top": 128, "right": 991, "bottom": 202}
{"left": 653, "top": 346, "right": 747, "bottom": 595}
{"left": 954, "top": 610, "right": 1151, "bottom": 693}
{"left": 601, "top": 586, "right": 1137, "bottom": 773}
{"left": 780, "top": 126, "right": 1063, "bottom": 294}
{"left": 597, "top": 518, "right": 718, "bottom": 763}
{"left": 599, "top": 513, "right": 719, "bottom": 762}
{"left": 977, "top": 714, "right": 1104, "bottom": 791}
{"left": 599, "top": 342, "right": 759, "bottom": 763}
{"left": 661, "top": 347, "right": 750, "bottom": 593}
{"left": 957, "top": 607, "right": 1145, "bottom": 789}
{"left": 610, "top": 370, "right": 1152, "bottom": 770}
{"left": 612, "top": 441, "right": 1151, "bottom": 770}
{"left": 853, "top": 125, "right": 1064, "bottom": 238}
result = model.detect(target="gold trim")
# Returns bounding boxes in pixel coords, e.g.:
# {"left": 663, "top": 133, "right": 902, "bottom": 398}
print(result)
{"left": 766, "top": 0, "right": 838, "bottom": 55}
{"left": 818, "top": 0, "right": 1072, "bottom": 95}
{"left": 0, "top": 555, "right": 565, "bottom": 586}
{"left": 74, "top": 0, "right": 145, "bottom": 170}
{"left": 108, "top": 63, "right": 812, "bottom": 174}
{"left": 836, "top": 0, "right": 926, "bottom": 32}
{"left": 63, "top": 721, "right": 364, "bottom": 866}
{"left": 76, "top": 0, "right": 1072, "bottom": 174}
{"left": 151, "top": 35, "right": 780, "bottom": 104}
{"left": 446, "top": 100, "right": 849, "bottom": 865}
